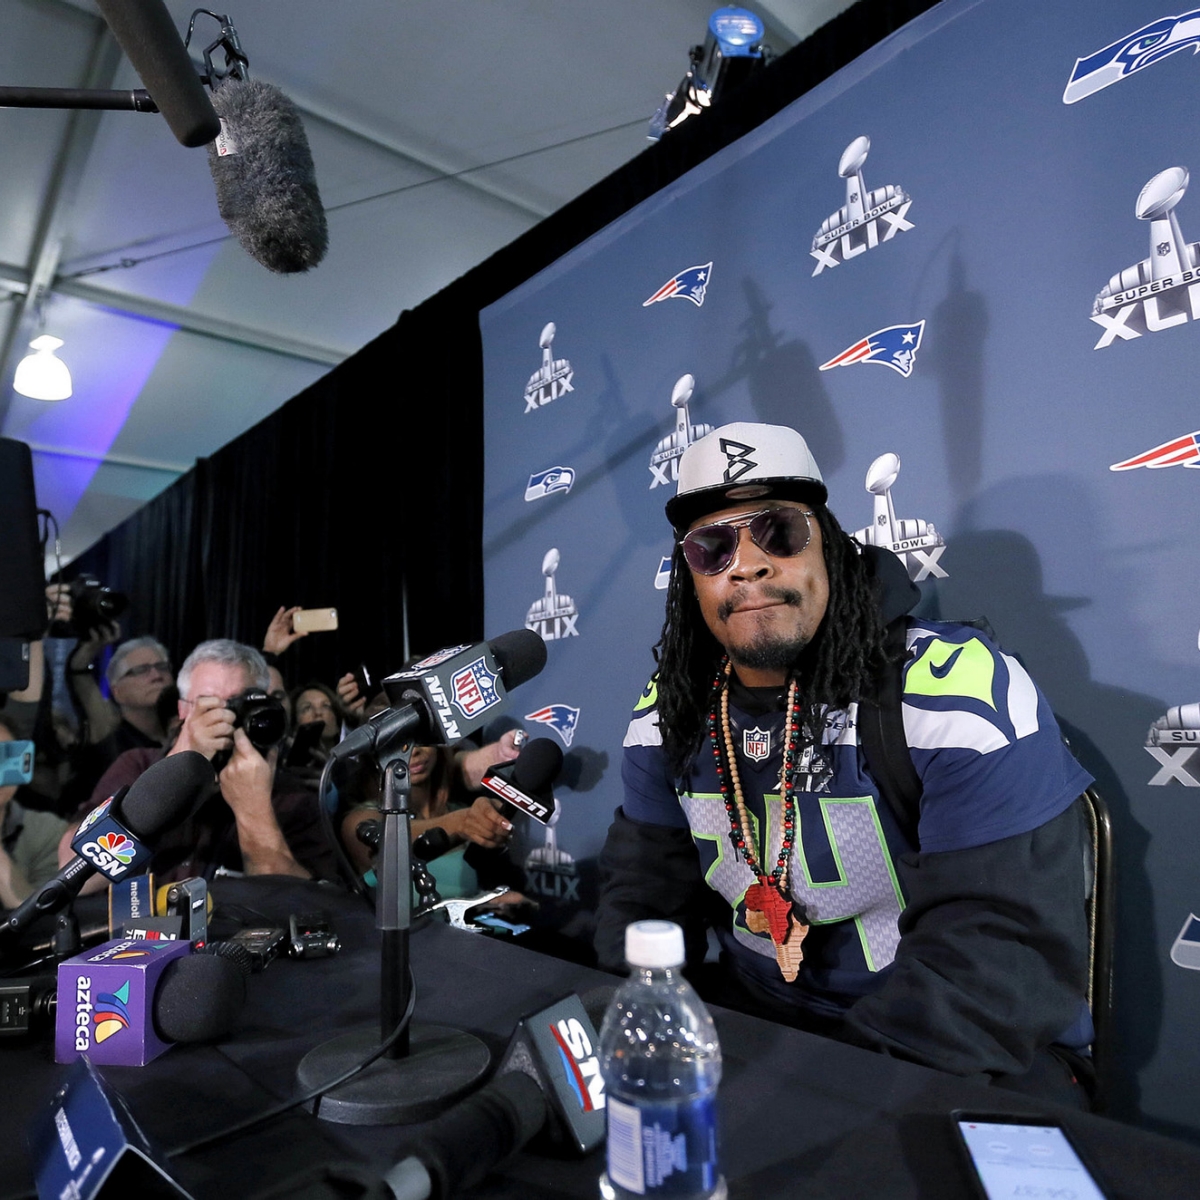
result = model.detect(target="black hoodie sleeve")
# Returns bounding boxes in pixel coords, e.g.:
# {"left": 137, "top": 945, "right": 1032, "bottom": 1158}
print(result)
{"left": 594, "top": 806, "right": 712, "bottom": 972}
{"left": 841, "top": 800, "right": 1090, "bottom": 1077}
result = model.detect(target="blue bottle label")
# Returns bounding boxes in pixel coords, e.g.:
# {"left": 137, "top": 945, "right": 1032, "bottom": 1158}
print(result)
{"left": 605, "top": 1093, "right": 719, "bottom": 1195}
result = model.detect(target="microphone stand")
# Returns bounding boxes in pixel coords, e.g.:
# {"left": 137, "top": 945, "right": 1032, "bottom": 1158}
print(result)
{"left": 296, "top": 746, "right": 490, "bottom": 1125}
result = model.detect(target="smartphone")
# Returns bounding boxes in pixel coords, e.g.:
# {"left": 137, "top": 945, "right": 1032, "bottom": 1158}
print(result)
{"left": 292, "top": 607, "right": 338, "bottom": 634}
{"left": 284, "top": 720, "right": 325, "bottom": 769}
{"left": 350, "top": 662, "right": 373, "bottom": 702}
{"left": 0, "top": 739, "right": 34, "bottom": 787}
{"left": 952, "top": 1111, "right": 1109, "bottom": 1200}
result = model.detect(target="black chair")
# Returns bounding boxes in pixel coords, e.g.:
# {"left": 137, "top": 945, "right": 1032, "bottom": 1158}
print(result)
{"left": 1079, "top": 786, "right": 1115, "bottom": 1110}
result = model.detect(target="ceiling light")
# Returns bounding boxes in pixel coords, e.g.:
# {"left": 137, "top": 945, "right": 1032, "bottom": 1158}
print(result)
{"left": 649, "top": 6, "right": 768, "bottom": 141}
{"left": 14, "top": 334, "right": 72, "bottom": 401}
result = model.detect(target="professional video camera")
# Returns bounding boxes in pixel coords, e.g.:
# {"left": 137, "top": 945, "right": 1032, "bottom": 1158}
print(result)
{"left": 48, "top": 574, "right": 129, "bottom": 637}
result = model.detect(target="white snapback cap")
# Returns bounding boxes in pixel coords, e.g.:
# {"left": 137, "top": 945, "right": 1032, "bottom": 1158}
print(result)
{"left": 666, "top": 421, "right": 827, "bottom": 530}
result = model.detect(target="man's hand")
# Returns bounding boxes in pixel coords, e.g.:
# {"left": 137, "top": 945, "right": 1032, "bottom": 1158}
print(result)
{"left": 45, "top": 584, "right": 71, "bottom": 632}
{"left": 219, "top": 728, "right": 275, "bottom": 816}
{"left": 170, "top": 695, "right": 235, "bottom": 761}
{"left": 68, "top": 620, "right": 120, "bottom": 670}
{"left": 336, "top": 672, "right": 366, "bottom": 717}
{"left": 459, "top": 729, "right": 523, "bottom": 791}
{"left": 446, "top": 797, "right": 513, "bottom": 849}
{"left": 219, "top": 730, "right": 307, "bottom": 878}
{"left": 263, "top": 606, "right": 307, "bottom": 655}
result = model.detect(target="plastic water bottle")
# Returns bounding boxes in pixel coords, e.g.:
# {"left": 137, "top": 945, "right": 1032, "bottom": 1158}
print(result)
{"left": 598, "top": 920, "right": 725, "bottom": 1199}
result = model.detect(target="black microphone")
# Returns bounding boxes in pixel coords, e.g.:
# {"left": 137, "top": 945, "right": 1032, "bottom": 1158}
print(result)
{"left": 384, "top": 994, "right": 607, "bottom": 1199}
{"left": 206, "top": 77, "right": 328, "bottom": 273}
{"left": 333, "top": 630, "right": 548, "bottom": 764}
{"left": 0, "top": 752, "right": 215, "bottom": 945}
{"left": 413, "top": 827, "right": 452, "bottom": 862}
{"left": 94, "top": 0, "right": 221, "bottom": 147}
{"left": 480, "top": 738, "right": 563, "bottom": 825}
{"left": 153, "top": 944, "right": 249, "bottom": 1044}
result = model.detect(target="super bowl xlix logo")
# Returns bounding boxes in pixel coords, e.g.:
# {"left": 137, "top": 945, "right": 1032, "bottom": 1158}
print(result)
{"left": 524, "top": 322, "right": 574, "bottom": 412}
{"left": 811, "top": 136, "right": 914, "bottom": 276}
{"left": 851, "top": 453, "right": 947, "bottom": 581}
{"left": 525, "top": 822, "right": 579, "bottom": 900}
{"left": 525, "top": 548, "right": 579, "bottom": 641}
{"left": 1092, "top": 167, "right": 1200, "bottom": 349}
{"left": 648, "top": 373, "right": 712, "bottom": 489}
{"left": 1145, "top": 704, "right": 1200, "bottom": 785}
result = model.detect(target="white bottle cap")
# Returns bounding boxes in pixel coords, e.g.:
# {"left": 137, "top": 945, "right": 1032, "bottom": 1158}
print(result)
{"left": 625, "top": 920, "right": 685, "bottom": 969}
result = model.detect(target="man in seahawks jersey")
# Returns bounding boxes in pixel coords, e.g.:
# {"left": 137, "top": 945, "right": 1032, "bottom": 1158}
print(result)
{"left": 595, "top": 422, "right": 1094, "bottom": 1103}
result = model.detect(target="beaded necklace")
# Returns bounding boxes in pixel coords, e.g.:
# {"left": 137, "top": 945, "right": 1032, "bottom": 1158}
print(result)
{"left": 707, "top": 657, "right": 809, "bottom": 981}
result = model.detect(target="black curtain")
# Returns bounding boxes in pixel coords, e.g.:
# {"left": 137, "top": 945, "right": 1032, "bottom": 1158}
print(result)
{"left": 71, "top": 0, "right": 939, "bottom": 690}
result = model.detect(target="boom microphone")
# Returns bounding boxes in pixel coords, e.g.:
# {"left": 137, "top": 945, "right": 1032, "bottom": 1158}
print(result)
{"left": 481, "top": 738, "right": 563, "bottom": 825}
{"left": 94, "top": 0, "right": 221, "bottom": 147}
{"left": 206, "top": 77, "right": 328, "bottom": 273}
{"left": 0, "top": 752, "right": 215, "bottom": 945}
{"left": 333, "top": 630, "right": 548, "bottom": 763}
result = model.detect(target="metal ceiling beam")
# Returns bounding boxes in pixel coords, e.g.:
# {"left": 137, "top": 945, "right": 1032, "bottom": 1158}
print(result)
{"left": 0, "top": 17, "right": 122, "bottom": 433}
{"left": 24, "top": 441, "right": 189, "bottom": 474}
{"left": 54, "top": 277, "right": 348, "bottom": 365}
{"left": 0, "top": 258, "right": 345, "bottom": 366}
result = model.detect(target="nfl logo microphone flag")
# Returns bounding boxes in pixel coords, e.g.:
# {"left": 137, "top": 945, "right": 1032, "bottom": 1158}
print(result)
{"left": 478, "top": 0, "right": 1200, "bottom": 1134}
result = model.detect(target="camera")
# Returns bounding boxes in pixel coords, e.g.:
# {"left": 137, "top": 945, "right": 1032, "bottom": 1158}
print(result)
{"left": 226, "top": 689, "right": 288, "bottom": 753}
{"left": 49, "top": 574, "right": 129, "bottom": 637}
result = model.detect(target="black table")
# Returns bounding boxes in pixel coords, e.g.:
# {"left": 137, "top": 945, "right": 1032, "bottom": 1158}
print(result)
{"left": 4, "top": 877, "right": 1200, "bottom": 1199}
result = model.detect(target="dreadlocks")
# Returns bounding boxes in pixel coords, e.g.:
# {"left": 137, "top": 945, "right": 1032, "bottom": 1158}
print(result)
{"left": 652, "top": 504, "right": 892, "bottom": 776}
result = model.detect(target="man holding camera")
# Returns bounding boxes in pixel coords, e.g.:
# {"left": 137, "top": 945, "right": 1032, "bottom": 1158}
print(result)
{"left": 61, "top": 638, "right": 333, "bottom": 883}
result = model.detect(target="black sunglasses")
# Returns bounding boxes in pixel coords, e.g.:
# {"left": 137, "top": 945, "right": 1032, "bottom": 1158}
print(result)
{"left": 679, "top": 507, "right": 815, "bottom": 575}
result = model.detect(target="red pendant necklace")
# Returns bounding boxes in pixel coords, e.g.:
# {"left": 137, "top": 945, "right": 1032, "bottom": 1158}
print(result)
{"left": 707, "top": 659, "right": 809, "bottom": 981}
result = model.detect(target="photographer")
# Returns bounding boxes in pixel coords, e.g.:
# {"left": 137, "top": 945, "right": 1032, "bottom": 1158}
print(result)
{"left": 59, "top": 639, "right": 336, "bottom": 885}
{"left": 62, "top": 635, "right": 174, "bottom": 811}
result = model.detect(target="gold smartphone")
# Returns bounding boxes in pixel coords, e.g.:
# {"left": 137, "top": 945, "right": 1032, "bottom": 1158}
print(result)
{"left": 292, "top": 607, "right": 338, "bottom": 633}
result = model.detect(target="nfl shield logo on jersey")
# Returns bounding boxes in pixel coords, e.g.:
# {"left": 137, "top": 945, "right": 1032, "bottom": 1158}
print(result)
{"left": 743, "top": 726, "right": 771, "bottom": 761}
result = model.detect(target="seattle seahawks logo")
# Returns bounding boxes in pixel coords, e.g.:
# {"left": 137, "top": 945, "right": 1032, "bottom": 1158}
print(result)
{"left": 1064, "top": 10, "right": 1200, "bottom": 104}
{"left": 720, "top": 438, "right": 757, "bottom": 482}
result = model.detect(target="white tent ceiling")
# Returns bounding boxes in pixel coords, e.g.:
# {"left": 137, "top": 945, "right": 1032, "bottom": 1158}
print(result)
{"left": 0, "top": 0, "right": 852, "bottom": 566}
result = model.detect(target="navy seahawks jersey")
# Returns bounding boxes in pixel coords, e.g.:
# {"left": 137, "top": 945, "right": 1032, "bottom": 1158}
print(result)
{"left": 621, "top": 620, "right": 1093, "bottom": 1018}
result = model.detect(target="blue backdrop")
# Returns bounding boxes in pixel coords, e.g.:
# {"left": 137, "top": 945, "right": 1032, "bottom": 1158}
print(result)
{"left": 481, "top": 0, "right": 1200, "bottom": 1136}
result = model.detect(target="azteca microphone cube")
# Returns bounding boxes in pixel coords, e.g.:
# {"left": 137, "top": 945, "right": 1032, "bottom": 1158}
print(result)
{"left": 55, "top": 937, "right": 191, "bottom": 1065}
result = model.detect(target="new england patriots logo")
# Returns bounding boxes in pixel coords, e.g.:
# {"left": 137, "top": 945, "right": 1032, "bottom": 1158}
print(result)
{"left": 525, "top": 704, "right": 580, "bottom": 747}
{"left": 643, "top": 262, "right": 712, "bottom": 308}
{"left": 1110, "top": 430, "right": 1200, "bottom": 470}
{"left": 819, "top": 321, "right": 925, "bottom": 378}
{"left": 1064, "top": 10, "right": 1200, "bottom": 104}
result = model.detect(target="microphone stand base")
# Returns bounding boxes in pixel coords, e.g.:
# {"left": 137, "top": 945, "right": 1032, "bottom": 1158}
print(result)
{"left": 297, "top": 1022, "right": 491, "bottom": 1126}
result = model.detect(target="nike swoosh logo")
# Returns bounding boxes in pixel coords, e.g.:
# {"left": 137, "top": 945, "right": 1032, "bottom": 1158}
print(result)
{"left": 929, "top": 647, "right": 963, "bottom": 679}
